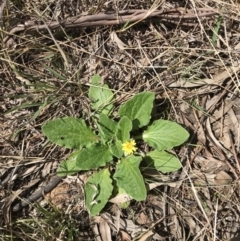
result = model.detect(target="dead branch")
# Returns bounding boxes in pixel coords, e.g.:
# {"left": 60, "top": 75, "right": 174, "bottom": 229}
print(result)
{"left": 3, "top": 8, "right": 222, "bottom": 46}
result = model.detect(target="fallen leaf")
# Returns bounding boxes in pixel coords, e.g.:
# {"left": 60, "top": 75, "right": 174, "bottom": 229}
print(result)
{"left": 117, "top": 230, "right": 131, "bottom": 241}
{"left": 214, "top": 170, "right": 232, "bottom": 186}
{"left": 110, "top": 31, "right": 128, "bottom": 50}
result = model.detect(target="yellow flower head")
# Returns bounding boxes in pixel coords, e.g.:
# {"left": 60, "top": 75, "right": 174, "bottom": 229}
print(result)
{"left": 122, "top": 139, "right": 137, "bottom": 156}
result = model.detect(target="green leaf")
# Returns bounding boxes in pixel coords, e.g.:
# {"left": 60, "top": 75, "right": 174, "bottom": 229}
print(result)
{"left": 88, "top": 74, "right": 114, "bottom": 115}
{"left": 114, "top": 155, "right": 146, "bottom": 201}
{"left": 57, "top": 151, "right": 82, "bottom": 177}
{"left": 98, "top": 113, "right": 117, "bottom": 143}
{"left": 118, "top": 92, "right": 155, "bottom": 130}
{"left": 144, "top": 150, "right": 181, "bottom": 173}
{"left": 116, "top": 116, "right": 132, "bottom": 142}
{"left": 143, "top": 120, "right": 189, "bottom": 150}
{"left": 110, "top": 140, "right": 123, "bottom": 158}
{"left": 85, "top": 169, "right": 113, "bottom": 216}
{"left": 42, "top": 117, "right": 99, "bottom": 149}
{"left": 76, "top": 144, "right": 112, "bottom": 170}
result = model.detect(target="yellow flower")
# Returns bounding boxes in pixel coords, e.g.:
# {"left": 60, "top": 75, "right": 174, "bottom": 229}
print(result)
{"left": 122, "top": 139, "right": 137, "bottom": 156}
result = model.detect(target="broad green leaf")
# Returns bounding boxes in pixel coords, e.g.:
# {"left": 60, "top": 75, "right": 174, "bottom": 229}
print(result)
{"left": 144, "top": 150, "right": 181, "bottom": 173}
{"left": 116, "top": 116, "right": 132, "bottom": 142}
{"left": 42, "top": 117, "right": 99, "bottom": 149}
{"left": 85, "top": 169, "right": 113, "bottom": 216}
{"left": 118, "top": 92, "right": 155, "bottom": 130}
{"left": 98, "top": 113, "right": 117, "bottom": 143}
{"left": 143, "top": 120, "right": 189, "bottom": 150}
{"left": 114, "top": 155, "right": 146, "bottom": 201}
{"left": 110, "top": 140, "right": 123, "bottom": 158}
{"left": 88, "top": 74, "right": 114, "bottom": 115}
{"left": 76, "top": 144, "right": 112, "bottom": 170}
{"left": 57, "top": 150, "right": 81, "bottom": 177}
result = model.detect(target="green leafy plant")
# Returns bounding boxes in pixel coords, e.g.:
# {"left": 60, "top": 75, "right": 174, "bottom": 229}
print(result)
{"left": 42, "top": 74, "right": 189, "bottom": 216}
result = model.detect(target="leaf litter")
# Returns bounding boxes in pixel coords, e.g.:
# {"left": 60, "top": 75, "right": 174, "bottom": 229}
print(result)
{"left": 1, "top": 0, "right": 240, "bottom": 240}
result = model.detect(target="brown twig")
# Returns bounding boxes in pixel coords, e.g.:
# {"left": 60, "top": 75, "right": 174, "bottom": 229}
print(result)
{"left": 3, "top": 8, "right": 222, "bottom": 46}
{"left": 0, "top": 0, "right": 7, "bottom": 20}
{"left": 12, "top": 176, "right": 63, "bottom": 212}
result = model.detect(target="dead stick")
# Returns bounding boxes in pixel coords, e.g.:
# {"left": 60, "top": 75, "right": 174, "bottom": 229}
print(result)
{"left": 3, "top": 8, "right": 222, "bottom": 45}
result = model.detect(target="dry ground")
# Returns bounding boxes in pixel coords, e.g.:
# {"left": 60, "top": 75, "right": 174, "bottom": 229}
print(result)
{"left": 1, "top": 0, "right": 240, "bottom": 240}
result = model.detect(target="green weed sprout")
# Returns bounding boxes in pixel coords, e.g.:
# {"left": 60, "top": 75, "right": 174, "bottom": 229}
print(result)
{"left": 42, "top": 74, "right": 189, "bottom": 216}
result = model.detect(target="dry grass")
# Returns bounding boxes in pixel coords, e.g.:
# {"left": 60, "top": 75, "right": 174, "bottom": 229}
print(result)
{"left": 1, "top": 0, "right": 240, "bottom": 240}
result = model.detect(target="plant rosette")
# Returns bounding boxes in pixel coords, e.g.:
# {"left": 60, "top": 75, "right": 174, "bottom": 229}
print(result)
{"left": 42, "top": 74, "right": 189, "bottom": 216}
